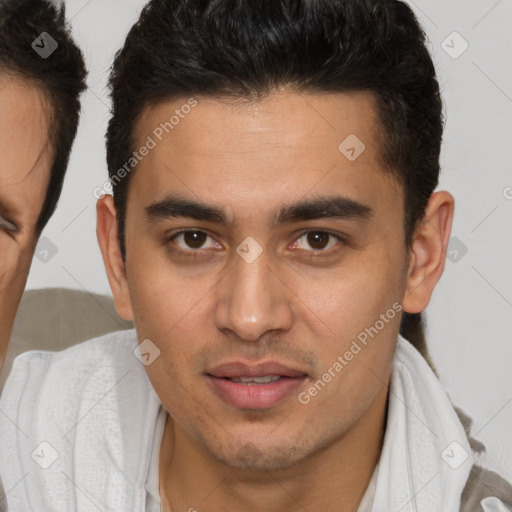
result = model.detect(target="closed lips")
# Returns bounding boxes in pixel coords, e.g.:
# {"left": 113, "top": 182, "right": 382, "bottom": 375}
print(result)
{"left": 206, "top": 361, "right": 308, "bottom": 379}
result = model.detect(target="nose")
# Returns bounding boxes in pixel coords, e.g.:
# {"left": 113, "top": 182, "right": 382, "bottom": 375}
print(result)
{"left": 214, "top": 244, "right": 294, "bottom": 342}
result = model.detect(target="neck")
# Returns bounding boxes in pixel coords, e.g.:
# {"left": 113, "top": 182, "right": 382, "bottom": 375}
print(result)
{"left": 159, "top": 383, "right": 389, "bottom": 512}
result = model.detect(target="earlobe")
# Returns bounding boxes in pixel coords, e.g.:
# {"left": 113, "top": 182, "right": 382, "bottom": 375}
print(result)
{"left": 96, "top": 195, "right": 134, "bottom": 320}
{"left": 402, "top": 191, "right": 455, "bottom": 314}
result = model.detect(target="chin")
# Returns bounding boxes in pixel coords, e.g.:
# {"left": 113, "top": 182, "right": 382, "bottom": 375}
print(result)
{"left": 205, "top": 436, "right": 313, "bottom": 472}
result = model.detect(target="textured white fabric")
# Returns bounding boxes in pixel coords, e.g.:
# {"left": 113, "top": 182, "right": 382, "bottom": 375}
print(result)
{"left": 0, "top": 329, "right": 506, "bottom": 511}
{"left": 0, "top": 329, "right": 161, "bottom": 511}
{"left": 145, "top": 405, "right": 167, "bottom": 512}
{"left": 374, "top": 337, "right": 474, "bottom": 511}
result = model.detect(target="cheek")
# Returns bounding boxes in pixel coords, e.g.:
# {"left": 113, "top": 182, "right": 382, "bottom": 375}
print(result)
{"left": 125, "top": 247, "right": 219, "bottom": 383}
{"left": 283, "top": 249, "right": 403, "bottom": 398}
{"left": 0, "top": 239, "right": 34, "bottom": 356}
{"left": 127, "top": 256, "right": 212, "bottom": 337}
{"left": 0, "top": 233, "right": 33, "bottom": 292}
{"left": 292, "top": 267, "right": 399, "bottom": 426}
{"left": 284, "top": 249, "right": 404, "bottom": 339}
{"left": 0, "top": 234, "right": 19, "bottom": 291}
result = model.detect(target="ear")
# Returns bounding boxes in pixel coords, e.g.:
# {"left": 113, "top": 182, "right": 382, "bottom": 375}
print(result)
{"left": 96, "top": 195, "right": 134, "bottom": 320}
{"left": 402, "top": 191, "right": 455, "bottom": 314}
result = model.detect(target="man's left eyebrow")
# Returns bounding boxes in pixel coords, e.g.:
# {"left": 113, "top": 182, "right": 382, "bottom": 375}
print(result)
{"left": 272, "top": 196, "right": 373, "bottom": 227}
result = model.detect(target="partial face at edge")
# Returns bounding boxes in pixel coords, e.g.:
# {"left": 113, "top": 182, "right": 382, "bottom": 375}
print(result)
{"left": 0, "top": 75, "right": 52, "bottom": 367}
{"left": 99, "top": 90, "right": 447, "bottom": 471}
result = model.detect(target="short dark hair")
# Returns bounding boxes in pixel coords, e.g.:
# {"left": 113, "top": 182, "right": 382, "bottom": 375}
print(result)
{"left": 107, "top": 0, "right": 443, "bottom": 257}
{"left": 0, "top": 0, "right": 87, "bottom": 232}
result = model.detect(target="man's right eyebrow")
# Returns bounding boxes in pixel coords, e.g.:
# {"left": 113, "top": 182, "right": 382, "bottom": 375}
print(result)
{"left": 145, "top": 195, "right": 230, "bottom": 225}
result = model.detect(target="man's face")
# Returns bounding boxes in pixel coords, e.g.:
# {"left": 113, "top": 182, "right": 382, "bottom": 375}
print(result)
{"left": 118, "top": 90, "right": 410, "bottom": 470}
{"left": 0, "top": 75, "right": 51, "bottom": 367}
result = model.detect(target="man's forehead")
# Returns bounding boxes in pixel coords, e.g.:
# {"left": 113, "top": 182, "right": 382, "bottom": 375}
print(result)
{"left": 0, "top": 76, "right": 52, "bottom": 229}
{"left": 136, "top": 89, "right": 379, "bottom": 146}
{"left": 0, "top": 76, "right": 51, "bottom": 184}
{"left": 128, "top": 89, "right": 400, "bottom": 223}
{"left": 133, "top": 90, "right": 382, "bottom": 184}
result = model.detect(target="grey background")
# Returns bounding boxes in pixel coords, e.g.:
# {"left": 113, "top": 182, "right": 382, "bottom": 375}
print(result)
{"left": 23, "top": 0, "right": 512, "bottom": 478}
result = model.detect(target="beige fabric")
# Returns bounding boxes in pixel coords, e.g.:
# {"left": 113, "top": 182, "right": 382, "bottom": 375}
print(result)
{"left": 461, "top": 464, "right": 512, "bottom": 511}
{"left": 453, "top": 407, "right": 512, "bottom": 510}
{"left": 0, "top": 478, "right": 5, "bottom": 512}
{"left": 1, "top": 287, "right": 133, "bottom": 389}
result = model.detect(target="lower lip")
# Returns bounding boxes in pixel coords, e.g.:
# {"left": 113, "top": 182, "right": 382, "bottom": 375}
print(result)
{"left": 206, "top": 375, "right": 307, "bottom": 409}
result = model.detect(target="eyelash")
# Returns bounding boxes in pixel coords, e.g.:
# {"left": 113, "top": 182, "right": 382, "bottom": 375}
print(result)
{"left": 165, "top": 229, "right": 345, "bottom": 257}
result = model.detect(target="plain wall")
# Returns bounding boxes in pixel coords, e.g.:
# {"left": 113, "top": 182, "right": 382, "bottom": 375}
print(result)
{"left": 25, "top": 0, "right": 512, "bottom": 479}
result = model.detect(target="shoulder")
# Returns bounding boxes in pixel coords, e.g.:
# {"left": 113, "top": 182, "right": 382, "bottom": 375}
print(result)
{"left": 394, "top": 336, "right": 512, "bottom": 511}
{"left": 2, "top": 328, "right": 140, "bottom": 393}
{"left": 461, "top": 463, "right": 512, "bottom": 512}
{"left": 0, "top": 329, "right": 162, "bottom": 509}
{"left": 6, "top": 327, "right": 140, "bottom": 372}
{"left": 0, "top": 328, "right": 156, "bottom": 433}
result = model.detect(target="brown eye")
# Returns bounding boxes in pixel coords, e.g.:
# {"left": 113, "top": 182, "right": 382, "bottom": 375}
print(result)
{"left": 293, "top": 231, "right": 340, "bottom": 252}
{"left": 183, "top": 230, "right": 207, "bottom": 248}
{"left": 171, "top": 230, "right": 220, "bottom": 251}
{"left": 183, "top": 231, "right": 206, "bottom": 249}
{"left": 306, "top": 231, "right": 330, "bottom": 250}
